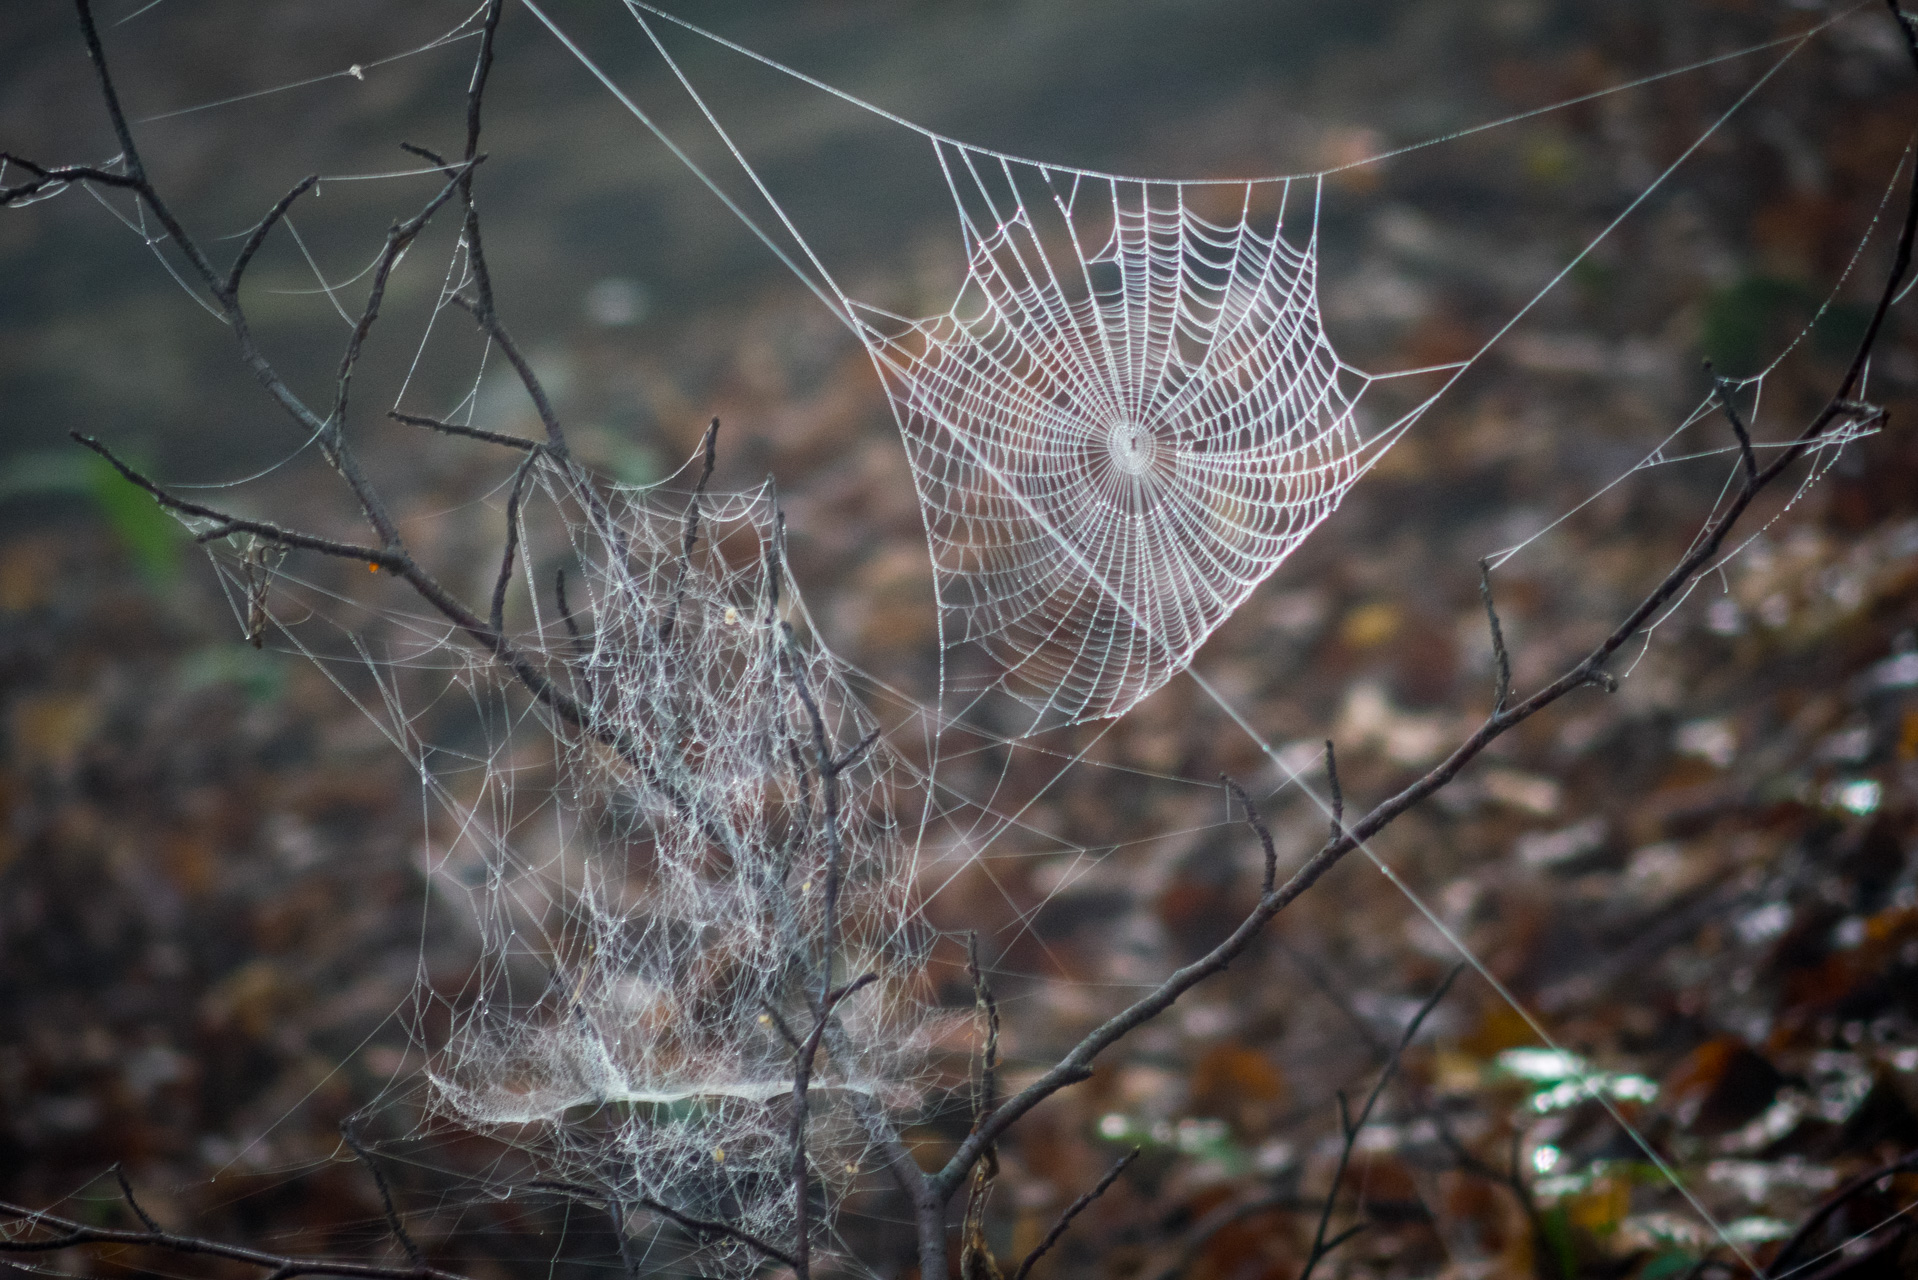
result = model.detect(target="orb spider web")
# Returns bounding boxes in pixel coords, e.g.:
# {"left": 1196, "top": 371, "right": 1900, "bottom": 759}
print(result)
{"left": 869, "top": 157, "right": 1373, "bottom": 726}
{"left": 529, "top": 0, "right": 1426, "bottom": 729}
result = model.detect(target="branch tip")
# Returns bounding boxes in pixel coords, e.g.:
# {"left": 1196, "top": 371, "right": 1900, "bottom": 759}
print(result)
{"left": 1478, "top": 560, "right": 1512, "bottom": 715}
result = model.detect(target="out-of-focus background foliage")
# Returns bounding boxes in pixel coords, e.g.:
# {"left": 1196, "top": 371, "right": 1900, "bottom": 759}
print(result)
{"left": 5, "top": 2, "right": 1918, "bottom": 1277}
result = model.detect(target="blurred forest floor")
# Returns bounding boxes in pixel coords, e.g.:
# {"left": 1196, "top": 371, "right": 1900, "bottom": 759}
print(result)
{"left": 5, "top": 2, "right": 1918, "bottom": 1278}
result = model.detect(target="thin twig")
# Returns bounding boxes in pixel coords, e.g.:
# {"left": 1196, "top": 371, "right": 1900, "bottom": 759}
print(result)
{"left": 661, "top": 418, "right": 719, "bottom": 643}
{"left": 1705, "top": 362, "right": 1758, "bottom": 487}
{"left": 490, "top": 451, "right": 539, "bottom": 637}
{"left": 554, "top": 567, "right": 583, "bottom": 643}
{"left": 340, "top": 1124, "right": 423, "bottom": 1269}
{"left": 226, "top": 174, "right": 319, "bottom": 300}
{"left": 1010, "top": 1147, "right": 1140, "bottom": 1280}
{"left": 635, "top": 1196, "right": 800, "bottom": 1271}
{"left": 967, "top": 931, "right": 1002, "bottom": 1123}
{"left": 1765, "top": 1148, "right": 1918, "bottom": 1279}
{"left": 390, "top": 411, "right": 543, "bottom": 454}
{"left": 785, "top": 971, "right": 879, "bottom": 1279}
{"left": 444, "top": 294, "right": 574, "bottom": 459}
{"left": 961, "top": 932, "right": 1005, "bottom": 1280}
{"left": 0, "top": 1196, "right": 455, "bottom": 1280}
{"left": 760, "top": 999, "right": 803, "bottom": 1050}
{"left": 834, "top": 726, "right": 883, "bottom": 774}
{"left": 1221, "top": 775, "right": 1277, "bottom": 895}
{"left": 112, "top": 1165, "right": 161, "bottom": 1235}
{"left": 1478, "top": 560, "right": 1512, "bottom": 714}
{"left": 1325, "top": 740, "right": 1343, "bottom": 839}
{"left": 1297, "top": 964, "right": 1463, "bottom": 1280}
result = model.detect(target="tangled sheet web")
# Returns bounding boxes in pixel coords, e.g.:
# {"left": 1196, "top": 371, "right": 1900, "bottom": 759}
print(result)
{"left": 417, "top": 464, "right": 935, "bottom": 1276}
{"left": 861, "top": 159, "right": 1369, "bottom": 726}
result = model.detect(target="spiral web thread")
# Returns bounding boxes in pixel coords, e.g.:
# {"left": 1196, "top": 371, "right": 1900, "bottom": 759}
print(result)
{"left": 414, "top": 465, "right": 937, "bottom": 1276}
{"left": 866, "top": 160, "right": 1370, "bottom": 727}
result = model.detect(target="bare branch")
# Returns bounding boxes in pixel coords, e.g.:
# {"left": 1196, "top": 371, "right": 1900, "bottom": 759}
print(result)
{"left": 0, "top": 156, "right": 146, "bottom": 204}
{"left": 73, "top": 433, "right": 400, "bottom": 568}
{"left": 1704, "top": 361, "right": 1758, "bottom": 487}
{"left": 70, "top": 0, "right": 222, "bottom": 290}
{"left": 1010, "top": 1147, "right": 1139, "bottom": 1280}
{"left": 226, "top": 174, "right": 319, "bottom": 300}
{"left": 661, "top": 418, "right": 720, "bottom": 644}
{"left": 340, "top": 1124, "right": 423, "bottom": 1269}
{"left": 490, "top": 452, "right": 539, "bottom": 638}
{"left": 445, "top": 293, "right": 575, "bottom": 458}
{"left": 111, "top": 1165, "right": 161, "bottom": 1235}
{"left": 780, "top": 619, "right": 850, "bottom": 1006}
{"left": 1297, "top": 964, "right": 1462, "bottom": 1280}
{"left": 1325, "top": 739, "right": 1343, "bottom": 839}
{"left": 1221, "top": 775, "right": 1277, "bottom": 896}
{"left": 327, "top": 154, "right": 483, "bottom": 551}
{"left": 390, "top": 411, "right": 544, "bottom": 454}
{"left": 554, "top": 567, "right": 583, "bottom": 644}
{"left": 760, "top": 999, "right": 803, "bottom": 1050}
{"left": 1764, "top": 1148, "right": 1918, "bottom": 1279}
{"left": 0, "top": 1193, "right": 456, "bottom": 1280}
{"left": 1478, "top": 561, "right": 1512, "bottom": 714}
{"left": 634, "top": 1196, "right": 801, "bottom": 1271}
{"left": 785, "top": 971, "right": 880, "bottom": 1279}
{"left": 833, "top": 726, "right": 883, "bottom": 775}
{"left": 966, "top": 931, "right": 1002, "bottom": 1124}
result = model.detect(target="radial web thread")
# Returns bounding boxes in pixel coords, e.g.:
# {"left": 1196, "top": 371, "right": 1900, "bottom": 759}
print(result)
{"left": 857, "top": 157, "right": 1370, "bottom": 726}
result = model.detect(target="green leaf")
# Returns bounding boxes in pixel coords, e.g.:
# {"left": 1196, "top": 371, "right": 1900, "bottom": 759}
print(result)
{"left": 85, "top": 451, "right": 183, "bottom": 584}
{"left": 1638, "top": 1248, "right": 1697, "bottom": 1280}
{"left": 0, "top": 447, "right": 184, "bottom": 585}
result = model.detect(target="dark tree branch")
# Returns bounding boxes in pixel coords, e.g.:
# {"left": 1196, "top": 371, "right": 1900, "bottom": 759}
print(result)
{"left": 634, "top": 1196, "right": 801, "bottom": 1272}
{"left": 1765, "top": 1148, "right": 1918, "bottom": 1279}
{"left": 660, "top": 418, "right": 719, "bottom": 644}
{"left": 1705, "top": 361, "right": 1758, "bottom": 487}
{"left": 958, "top": 935, "right": 1005, "bottom": 1276}
{"left": 0, "top": 1195, "right": 457, "bottom": 1280}
{"left": 966, "top": 931, "right": 1002, "bottom": 1126}
{"left": 1478, "top": 560, "right": 1512, "bottom": 714}
{"left": 834, "top": 726, "right": 883, "bottom": 775}
{"left": 340, "top": 1124, "right": 423, "bottom": 1270}
{"left": 111, "top": 1165, "right": 160, "bottom": 1235}
{"left": 1324, "top": 739, "right": 1343, "bottom": 841}
{"left": 1297, "top": 965, "right": 1462, "bottom": 1280}
{"left": 761, "top": 998, "right": 803, "bottom": 1050}
{"left": 490, "top": 451, "right": 539, "bottom": 638}
{"left": 775, "top": 593, "right": 887, "bottom": 1279}
{"left": 0, "top": 155, "right": 146, "bottom": 203}
{"left": 1221, "top": 775, "right": 1277, "bottom": 895}
{"left": 444, "top": 293, "right": 575, "bottom": 460}
{"left": 226, "top": 174, "right": 320, "bottom": 301}
{"left": 1010, "top": 1147, "right": 1139, "bottom": 1280}
{"left": 784, "top": 971, "right": 879, "bottom": 1279}
{"left": 74, "top": 433, "right": 398, "bottom": 567}
{"left": 522, "top": 1182, "right": 801, "bottom": 1272}
{"left": 325, "top": 156, "right": 483, "bottom": 552}
{"left": 390, "top": 411, "right": 545, "bottom": 454}
{"left": 554, "top": 567, "right": 583, "bottom": 644}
